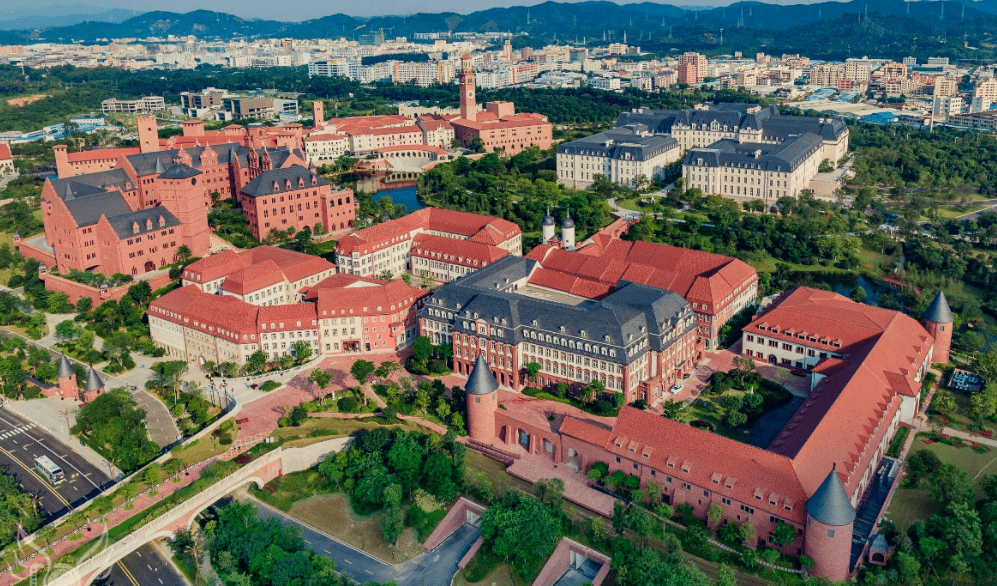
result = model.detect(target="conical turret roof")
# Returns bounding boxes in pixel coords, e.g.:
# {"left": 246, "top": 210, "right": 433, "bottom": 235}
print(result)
{"left": 806, "top": 467, "right": 856, "bottom": 527}
{"left": 467, "top": 353, "right": 499, "bottom": 395}
{"left": 561, "top": 212, "right": 575, "bottom": 230}
{"left": 85, "top": 367, "right": 103, "bottom": 392}
{"left": 57, "top": 355, "right": 74, "bottom": 378}
{"left": 924, "top": 291, "right": 954, "bottom": 324}
{"left": 543, "top": 208, "right": 556, "bottom": 226}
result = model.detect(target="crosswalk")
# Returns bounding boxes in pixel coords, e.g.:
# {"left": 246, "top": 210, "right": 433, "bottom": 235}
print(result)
{"left": 0, "top": 422, "right": 33, "bottom": 440}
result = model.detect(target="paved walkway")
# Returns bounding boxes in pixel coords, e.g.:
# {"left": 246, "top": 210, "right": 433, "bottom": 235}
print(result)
{"left": 507, "top": 457, "right": 616, "bottom": 517}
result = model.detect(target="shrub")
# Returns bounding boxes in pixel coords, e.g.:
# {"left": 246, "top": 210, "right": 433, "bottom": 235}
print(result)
{"left": 587, "top": 461, "right": 609, "bottom": 482}
{"left": 259, "top": 380, "right": 280, "bottom": 392}
{"left": 623, "top": 474, "right": 641, "bottom": 491}
{"left": 337, "top": 396, "right": 360, "bottom": 413}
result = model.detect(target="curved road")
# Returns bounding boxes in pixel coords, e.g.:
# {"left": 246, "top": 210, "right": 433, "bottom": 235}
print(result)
{"left": 241, "top": 495, "right": 481, "bottom": 586}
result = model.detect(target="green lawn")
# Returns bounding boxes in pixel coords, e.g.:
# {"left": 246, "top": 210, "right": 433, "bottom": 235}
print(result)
{"left": 888, "top": 436, "right": 997, "bottom": 529}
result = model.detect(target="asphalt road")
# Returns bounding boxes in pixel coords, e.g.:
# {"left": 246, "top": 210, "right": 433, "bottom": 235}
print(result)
{"left": 0, "top": 408, "right": 113, "bottom": 520}
{"left": 131, "top": 390, "right": 181, "bottom": 448}
{"left": 244, "top": 496, "right": 481, "bottom": 586}
{"left": 93, "top": 543, "right": 189, "bottom": 586}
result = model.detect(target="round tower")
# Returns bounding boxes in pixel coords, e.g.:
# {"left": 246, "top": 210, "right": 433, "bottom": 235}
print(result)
{"left": 542, "top": 209, "right": 556, "bottom": 243}
{"left": 57, "top": 355, "right": 77, "bottom": 400}
{"left": 804, "top": 466, "right": 856, "bottom": 583}
{"left": 923, "top": 290, "right": 953, "bottom": 364}
{"left": 82, "top": 366, "right": 105, "bottom": 403}
{"left": 561, "top": 213, "right": 576, "bottom": 251}
{"left": 466, "top": 353, "right": 499, "bottom": 442}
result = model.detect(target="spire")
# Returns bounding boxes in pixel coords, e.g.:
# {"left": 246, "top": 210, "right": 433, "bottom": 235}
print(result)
{"left": 543, "top": 207, "right": 555, "bottom": 226}
{"left": 806, "top": 466, "right": 856, "bottom": 526}
{"left": 85, "top": 366, "right": 103, "bottom": 392}
{"left": 58, "top": 355, "right": 74, "bottom": 378}
{"left": 924, "top": 291, "right": 954, "bottom": 324}
{"left": 466, "top": 353, "right": 499, "bottom": 395}
{"left": 562, "top": 210, "right": 575, "bottom": 229}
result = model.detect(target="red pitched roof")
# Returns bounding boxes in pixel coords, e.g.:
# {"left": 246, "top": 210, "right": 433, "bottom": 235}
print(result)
{"left": 313, "top": 278, "right": 428, "bottom": 316}
{"left": 148, "top": 285, "right": 259, "bottom": 341}
{"left": 184, "top": 246, "right": 334, "bottom": 287}
{"left": 597, "top": 407, "right": 808, "bottom": 524}
{"left": 65, "top": 147, "right": 139, "bottom": 163}
{"left": 257, "top": 303, "right": 318, "bottom": 332}
{"left": 0, "top": 143, "right": 11, "bottom": 161}
{"left": 410, "top": 233, "right": 510, "bottom": 265}
{"left": 746, "top": 288, "right": 934, "bottom": 498}
{"left": 221, "top": 260, "right": 284, "bottom": 295}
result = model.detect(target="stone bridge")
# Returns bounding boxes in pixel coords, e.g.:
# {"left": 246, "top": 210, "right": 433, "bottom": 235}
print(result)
{"left": 38, "top": 438, "right": 349, "bottom": 586}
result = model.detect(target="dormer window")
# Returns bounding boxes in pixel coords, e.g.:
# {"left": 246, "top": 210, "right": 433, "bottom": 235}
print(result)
{"left": 311, "top": 175, "right": 318, "bottom": 186}
{"left": 273, "top": 181, "right": 280, "bottom": 191}
{"left": 158, "top": 216, "right": 166, "bottom": 227}
{"left": 132, "top": 222, "right": 140, "bottom": 234}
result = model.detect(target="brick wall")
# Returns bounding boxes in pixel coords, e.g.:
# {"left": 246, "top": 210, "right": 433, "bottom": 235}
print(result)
{"left": 41, "top": 272, "right": 171, "bottom": 306}
{"left": 422, "top": 497, "right": 485, "bottom": 552}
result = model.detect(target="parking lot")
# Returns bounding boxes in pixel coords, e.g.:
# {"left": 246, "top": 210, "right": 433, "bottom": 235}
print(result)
{"left": 0, "top": 408, "right": 113, "bottom": 520}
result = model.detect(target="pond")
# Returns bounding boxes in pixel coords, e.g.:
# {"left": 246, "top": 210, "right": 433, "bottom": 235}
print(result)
{"left": 748, "top": 395, "right": 804, "bottom": 449}
{"left": 831, "top": 275, "right": 879, "bottom": 306}
{"left": 375, "top": 186, "right": 424, "bottom": 212}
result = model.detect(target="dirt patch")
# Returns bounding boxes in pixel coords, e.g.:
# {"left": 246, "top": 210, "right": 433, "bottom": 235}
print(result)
{"left": 288, "top": 494, "right": 423, "bottom": 562}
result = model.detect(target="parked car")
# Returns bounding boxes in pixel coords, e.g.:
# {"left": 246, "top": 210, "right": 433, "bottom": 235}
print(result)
{"left": 790, "top": 368, "right": 807, "bottom": 377}
{"left": 670, "top": 384, "right": 683, "bottom": 394}
{"left": 683, "top": 373, "right": 692, "bottom": 380}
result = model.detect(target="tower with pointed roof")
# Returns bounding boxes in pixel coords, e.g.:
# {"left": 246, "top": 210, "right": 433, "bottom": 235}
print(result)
{"left": 466, "top": 353, "right": 499, "bottom": 442}
{"left": 561, "top": 212, "right": 576, "bottom": 251}
{"left": 923, "top": 290, "right": 953, "bottom": 364}
{"left": 542, "top": 208, "right": 556, "bottom": 243}
{"left": 804, "top": 466, "right": 856, "bottom": 582}
{"left": 57, "top": 354, "right": 78, "bottom": 400}
{"left": 81, "top": 366, "right": 105, "bottom": 402}
{"left": 459, "top": 54, "right": 477, "bottom": 123}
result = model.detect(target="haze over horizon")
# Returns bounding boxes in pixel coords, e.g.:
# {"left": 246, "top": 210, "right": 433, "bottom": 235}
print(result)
{"left": 4, "top": 0, "right": 849, "bottom": 23}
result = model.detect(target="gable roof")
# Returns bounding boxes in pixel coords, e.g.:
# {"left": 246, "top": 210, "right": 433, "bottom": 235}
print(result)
{"left": 240, "top": 165, "right": 328, "bottom": 198}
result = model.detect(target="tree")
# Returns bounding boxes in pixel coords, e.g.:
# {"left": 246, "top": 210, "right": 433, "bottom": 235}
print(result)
{"left": 938, "top": 501, "right": 983, "bottom": 575}
{"left": 411, "top": 337, "right": 434, "bottom": 363}
{"left": 350, "top": 359, "right": 375, "bottom": 391}
{"left": 928, "top": 463, "right": 973, "bottom": 505}
{"left": 175, "top": 245, "right": 192, "bottom": 264}
{"left": 715, "top": 563, "right": 736, "bottom": 586}
{"left": 54, "top": 319, "right": 79, "bottom": 342}
{"left": 771, "top": 522, "right": 796, "bottom": 547}
{"left": 479, "top": 496, "right": 562, "bottom": 579}
{"left": 155, "top": 360, "right": 189, "bottom": 404}
{"left": 381, "top": 506, "right": 404, "bottom": 545}
{"left": 627, "top": 507, "right": 654, "bottom": 547}
{"left": 972, "top": 381, "right": 997, "bottom": 424}
{"left": 377, "top": 270, "right": 394, "bottom": 281}
{"left": 246, "top": 350, "right": 268, "bottom": 375}
{"left": 308, "top": 368, "right": 332, "bottom": 392}
{"left": 931, "top": 390, "right": 956, "bottom": 416}
{"left": 374, "top": 360, "right": 400, "bottom": 379}
{"left": 707, "top": 503, "right": 723, "bottom": 526}
{"left": 525, "top": 361, "right": 541, "bottom": 383}
{"left": 290, "top": 340, "right": 312, "bottom": 363}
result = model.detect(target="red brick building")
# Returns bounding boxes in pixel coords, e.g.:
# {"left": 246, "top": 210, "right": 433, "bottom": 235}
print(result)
{"left": 450, "top": 55, "right": 553, "bottom": 155}
{"left": 236, "top": 165, "right": 355, "bottom": 240}
{"left": 181, "top": 245, "right": 336, "bottom": 304}
{"left": 461, "top": 286, "right": 939, "bottom": 582}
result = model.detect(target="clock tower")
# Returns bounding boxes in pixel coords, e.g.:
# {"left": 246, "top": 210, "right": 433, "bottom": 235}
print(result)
{"left": 459, "top": 54, "right": 477, "bottom": 122}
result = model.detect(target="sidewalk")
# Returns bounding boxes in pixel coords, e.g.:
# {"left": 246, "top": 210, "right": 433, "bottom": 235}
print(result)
{"left": 1, "top": 458, "right": 213, "bottom": 586}
{"left": 5, "top": 397, "right": 122, "bottom": 479}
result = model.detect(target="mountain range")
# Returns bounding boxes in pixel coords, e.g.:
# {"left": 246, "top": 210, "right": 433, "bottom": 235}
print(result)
{"left": 0, "top": 0, "right": 995, "bottom": 52}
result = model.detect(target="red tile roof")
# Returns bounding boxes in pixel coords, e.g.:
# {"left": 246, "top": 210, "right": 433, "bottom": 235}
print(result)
{"left": 587, "top": 407, "right": 808, "bottom": 524}
{"left": 149, "top": 285, "right": 260, "bottom": 341}
{"left": 335, "top": 207, "right": 520, "bottom": 256}
{"left": 746, "top": 288, "right": 934, "bottom": 499}
{"left": 183, "top": 246, "right": 334, "bottom": 287}
{"left": 410, "top": 233, "right": 510, "bottom": 266}
{"left": 65, "top": 147, "right": 139, "bottom": 163}
{"left": 221, "top": 260, "right": 284, "bottom": 295}
{"left": 313, "top": 278, "right": 428, "bottom": 317}
{"left": 257, "top": 303, "right": 318, "bottom": 332}
{"left": 0, "top": 143, "right": 11, "bottom": 161}
{"left": 451, "top": 112, "right": 550, "bottom": 131}
{"left": 526, "top": 241, "right": 756, "bottom": 314}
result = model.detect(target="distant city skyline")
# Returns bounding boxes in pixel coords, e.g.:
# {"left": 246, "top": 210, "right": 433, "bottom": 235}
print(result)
{"left": 5, "top": 0, "right": 825, "bottom": 23}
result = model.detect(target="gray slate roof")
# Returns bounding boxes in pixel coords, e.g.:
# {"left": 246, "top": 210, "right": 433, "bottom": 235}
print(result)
{"left": 614, "top": 103, "right": 847, "bottom": 144}
{"left": 58, "top": 355, "right": 74, "bottom": 378}
{"left": 85, "top": 367, "right": 103, "bottom": 392}
{"left": 241, "top": 165, "right": 329, "bottom": 198}
{"left": 106, "top": 207, "right": 182, "bottom": 239}
{"left": 683, "top": 133, "right": 824, "bottom": 173}
{"left": 557, "top": 125, "right": 679, "bottom": 161}
{"left": 159, "top": 163, "right": 201, "bottom": 180}
{"left": 63, "top": 191, "right": 133, "bottom": 228}
{"left": 467, "top": 353, "right": 499, "bottom": 395}
{"left": 923, "top": 291, "right": 954, "bottom": 324}
{"left": 805, "top": 467, "right": 856, "bottom": 526}
{"left": 125, "top": 144, "right": 304, "bottom": 176}
{"left": 421, "top": 257, "right": 696, "bottom": 365}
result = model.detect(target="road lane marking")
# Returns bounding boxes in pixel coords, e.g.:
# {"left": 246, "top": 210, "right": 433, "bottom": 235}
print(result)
{"left": 365, "top": 570, "right": 373, "bottom": 575}
{"left": 0, "top": 445, "right": 71, "bottom": 508}
{"left": 344, "top": 559, "right": 353, "bottom": 564}
{"left": 117, "top": 561, "right": 140, "bottom": 586}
